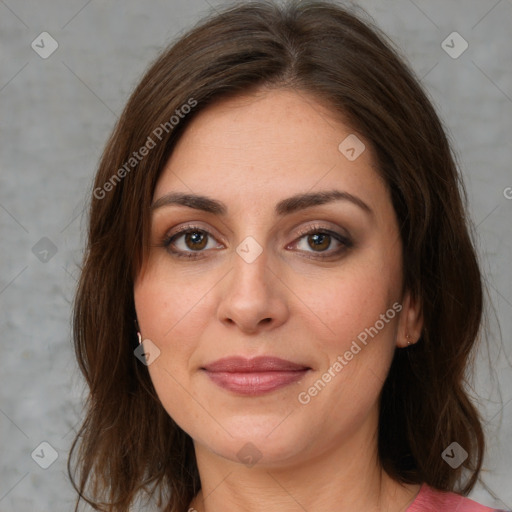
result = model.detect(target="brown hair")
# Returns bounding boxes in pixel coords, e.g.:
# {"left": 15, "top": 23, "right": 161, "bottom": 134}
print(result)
{"left": 69, "top": 1, "right": 485, "bottom": 510}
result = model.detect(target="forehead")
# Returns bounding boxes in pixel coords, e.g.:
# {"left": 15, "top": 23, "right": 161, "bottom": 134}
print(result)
{"left": 154, "top": 88, "right": 387, "bottom": 214}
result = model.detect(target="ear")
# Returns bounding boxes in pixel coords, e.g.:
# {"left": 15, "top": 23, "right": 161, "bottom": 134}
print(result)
{"left": 396, "top": 290, "right": 423, "bottom": 348}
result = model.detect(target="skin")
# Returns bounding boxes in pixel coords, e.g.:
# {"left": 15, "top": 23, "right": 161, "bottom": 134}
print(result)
{"left": 133, "top": 88, "right": 423, "bottom": 512}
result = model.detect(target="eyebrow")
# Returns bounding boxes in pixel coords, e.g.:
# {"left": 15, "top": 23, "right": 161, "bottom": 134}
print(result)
{"left": 151, "top": 189, "right": 373, "bottom": 217}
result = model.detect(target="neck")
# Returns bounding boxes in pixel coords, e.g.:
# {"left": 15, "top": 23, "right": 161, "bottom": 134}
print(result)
{"left": 188, "top": 418, "right": 419, "bottom": 512}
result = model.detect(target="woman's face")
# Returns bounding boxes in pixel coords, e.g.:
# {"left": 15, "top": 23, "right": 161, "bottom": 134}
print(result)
{"left": 134, "top": 88, "right": 418, "bottom": 468}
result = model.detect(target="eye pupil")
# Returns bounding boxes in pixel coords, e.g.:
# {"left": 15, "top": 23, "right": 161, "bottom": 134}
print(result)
{"left": 185, "top": 231, "right": 207, "bottom": 250}
{"left": 308, "top": 233, "right": 330, "bottom": 251}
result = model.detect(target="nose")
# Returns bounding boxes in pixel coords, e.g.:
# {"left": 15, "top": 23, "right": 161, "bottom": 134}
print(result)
{"left": 215, "top": 248, "right": 289, "bottom": 334}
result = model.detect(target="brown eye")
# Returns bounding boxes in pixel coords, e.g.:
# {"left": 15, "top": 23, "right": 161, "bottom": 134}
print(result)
{"left": 291, "top": 226, "right": 353, "bottom": 259}
{"left": 184, "top": 230, "right": 208, "bottom": 250}
{"left": 306, "top": 233, "right": 331, "bottom": 251}
{"left": 162, "top": 226, "right": 223, "bottom": 259}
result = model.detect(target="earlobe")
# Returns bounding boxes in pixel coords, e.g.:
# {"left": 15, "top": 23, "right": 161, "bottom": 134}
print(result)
{"left": 134, "top": 318, "right": 142, "bottom": 344}
{"left": 397, "top": 291, "right": 423, "bottom": 348}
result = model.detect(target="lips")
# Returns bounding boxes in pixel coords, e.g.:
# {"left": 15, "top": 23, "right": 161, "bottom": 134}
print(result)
{"left": 203, "top": 356, "right": 309, "bottom": 373}
{"left": 201, "top": 356, "right": 311, "bottom": 395}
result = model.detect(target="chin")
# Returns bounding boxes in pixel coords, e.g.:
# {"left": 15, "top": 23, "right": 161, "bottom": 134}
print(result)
{"left": 191, "top": 414, "right": 313, "bottom": 468}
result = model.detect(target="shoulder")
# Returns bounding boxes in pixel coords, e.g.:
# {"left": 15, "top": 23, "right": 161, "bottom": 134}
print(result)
{"left": 406, "top": 483, "right": 510, "bottom": 512}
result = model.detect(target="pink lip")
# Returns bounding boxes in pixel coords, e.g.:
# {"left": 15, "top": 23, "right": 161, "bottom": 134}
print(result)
{"left": 201, "top": 356, "right": 311, "bottom": 395}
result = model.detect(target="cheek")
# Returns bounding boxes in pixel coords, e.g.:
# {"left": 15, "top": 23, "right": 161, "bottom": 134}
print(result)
{"left": 295, "top": 259, "right": 400, "bottom": 350}
{"left": 133, "top": 262, "right": 213, "bottom": 403}
{"left": 133, "top": 266, "right": 212, "bottom": 429}
{"left": 134, "top": 256, "right": 214, "bottom": 345}
{"left": 294, "top": 269, "right": 399, "bottom": 433}
{"left": 291, "top": 246, "right": 401, "bottom": 407}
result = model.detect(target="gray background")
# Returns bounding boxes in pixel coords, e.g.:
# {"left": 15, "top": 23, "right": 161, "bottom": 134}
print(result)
{"left": 1, "top": 0, "right": 511, "bottom": 510}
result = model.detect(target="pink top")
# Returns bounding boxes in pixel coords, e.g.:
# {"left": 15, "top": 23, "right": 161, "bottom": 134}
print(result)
{"left": 406, "top": 483, "right": 509, "bottom": 512}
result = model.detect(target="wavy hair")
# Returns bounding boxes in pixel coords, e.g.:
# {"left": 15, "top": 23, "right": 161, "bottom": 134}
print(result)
{"left": 69, "top": 1, "right": 485, "bottom": 510}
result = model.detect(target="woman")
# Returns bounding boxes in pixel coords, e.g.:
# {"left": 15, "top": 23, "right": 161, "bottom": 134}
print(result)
{"left": 68, "top": 1, "right": 509, "bottom": 511}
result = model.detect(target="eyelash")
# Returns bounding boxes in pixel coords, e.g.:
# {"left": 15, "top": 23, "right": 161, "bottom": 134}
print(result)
{"left": 161, "top": 223, "right": 353, "bottom": 260}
